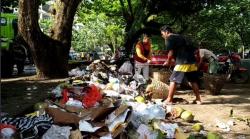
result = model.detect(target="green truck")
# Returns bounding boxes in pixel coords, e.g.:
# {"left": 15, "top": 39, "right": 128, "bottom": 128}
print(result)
{"left": 1, "top": 13, "right": 29, "bottom": 77}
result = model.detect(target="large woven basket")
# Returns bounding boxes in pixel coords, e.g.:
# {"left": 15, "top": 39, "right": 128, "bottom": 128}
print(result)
{"left": 151, "top": 71, "right": 172, "bottom": 83}
{"left": 146, "top": 78, "right": 169, "bottom": 99}
{"left": 203, "top": 74, "right": 226, "bottom": 95}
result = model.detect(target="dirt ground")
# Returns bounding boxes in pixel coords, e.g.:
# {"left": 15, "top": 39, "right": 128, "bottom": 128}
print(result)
{"left": 1, "top": 77, "right": 66, "bottom": 116}
{"left": 1, "top": 77, "right": 250, "bottom": 138}
{"left": 176, "top": 83, "right": 250, "bottom": 138}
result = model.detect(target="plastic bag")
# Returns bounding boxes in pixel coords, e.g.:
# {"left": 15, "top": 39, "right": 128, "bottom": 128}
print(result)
{"left": 1, "top": 128, "right": 15, "bottom": 139}
{"left": 42, "top": 125, "right": 72, "bottom": 139}
{"left": 82, "top": 84, "right": 102, "bottom": 108}
{"left": 133, "top": 74, "right": 146, "bottom": 84}
{"left": 66, "top": 98, "right": 83, "bottom": 108}
{"left": 118, "top": 61, "right": 133, "bottom": 74}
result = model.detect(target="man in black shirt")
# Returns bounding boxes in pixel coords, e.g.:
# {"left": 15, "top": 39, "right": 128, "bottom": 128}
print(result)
{"left": 161, "top": 25, "right": 202, "bottom": 105}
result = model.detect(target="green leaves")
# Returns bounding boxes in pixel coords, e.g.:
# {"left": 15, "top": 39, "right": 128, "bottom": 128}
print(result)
{"left": 186, "top": 0, "right": 250, "bottom": 51}
{"left": 72, "top": 3, "right": 125, "bottom": 53}
{"left": 73, "top": 0, "right": 249, "bottom": 53}
{"left": 39, "top": 19, "right": 53, "bottom": 36}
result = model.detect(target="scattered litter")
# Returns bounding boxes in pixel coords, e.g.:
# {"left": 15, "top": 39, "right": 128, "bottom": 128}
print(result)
{"left": 0, "top": 128, "right": 16, "bottom": 139}
{"left": 215, "top": 119, "right": 231, "bottom": 132}
{"left": 65, "top": 98, "right": 83, "bottom": 108}
{"left": 79, "top": 120, "right": 101, "bottom": 132}
{"left": 5, "top": 59, "right": 247, "bottom": 139}
{"left": 158, "top": 122, "right": 178, "bottom": 138}
{"left": 227, "top": 120, "right": 235, "bottom": 126}
{"left": 137, "top": 124, "right": 157, "bottom": 139}
{"left": 42, "top": 125, "right": 72, "bottom": 139}
{"left": 100, "top": 133, "right": 112, "bottom": 139}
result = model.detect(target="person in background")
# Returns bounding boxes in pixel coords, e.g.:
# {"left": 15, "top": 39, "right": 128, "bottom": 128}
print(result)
{"left": 161, "top": 25, "right": 202, "bottom": 105}
{"left": 134, "top": 34, "right": 152, "bottom": 80}
{"left": 199, "top": 48, "right": 219, "bottom": 74}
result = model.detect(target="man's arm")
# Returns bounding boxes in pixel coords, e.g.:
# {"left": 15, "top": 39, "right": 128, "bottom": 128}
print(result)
{"left": 163, "top": 36, "right": 174, "bottom": 66}
{"left": 198, "top": 49, "right": 204, "bottom": 65}
{"left": 163, "top": 50, "right": 174, "bottom": 66}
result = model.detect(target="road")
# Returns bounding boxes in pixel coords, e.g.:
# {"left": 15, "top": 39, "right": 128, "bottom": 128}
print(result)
{"left": 13, "top": 64, "right": 36, "bottom": 76}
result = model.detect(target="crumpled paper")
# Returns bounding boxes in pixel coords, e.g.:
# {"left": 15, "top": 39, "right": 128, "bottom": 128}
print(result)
{"left": 79, "top": 120, "right": 101, "bottom": 132}
{"left": 158, "top": 122, "right": 178, "bottom": 138}
{"left": 137, "top": 124, "right": 158, "bottom": 139}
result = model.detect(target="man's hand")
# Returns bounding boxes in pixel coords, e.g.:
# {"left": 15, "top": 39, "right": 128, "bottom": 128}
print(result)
{"left": 147, "top": 59, "right": 151, "bottom": 64}
{"left": 163, "top": 60, "right": 169, "bottom": 66}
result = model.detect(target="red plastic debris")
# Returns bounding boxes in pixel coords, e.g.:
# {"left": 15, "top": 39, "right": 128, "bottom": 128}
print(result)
{"left": 82, "top": 84, "right": 102, "bottom": 108}
{"left": 61, "top": 89, "right": 69, "bottom": 104}
{"left": 0, "top": 124, "right": 16, "bottom": 131}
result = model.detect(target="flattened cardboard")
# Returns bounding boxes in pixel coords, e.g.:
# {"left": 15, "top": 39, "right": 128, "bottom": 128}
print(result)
{"left": 46, "top": 107, "right": 82, "bottom": 124}
{"left": 70, "top": 130, "right": 82, "bottom": 139}
{"left": 112, "top": 123, "right": 127, "bottom": 138}
{"left": 91, "top": 107, "right": 117, "bottom": 121}
{"left": 114, "top": 105, "right": 130, "bottom": 116}
{"left": 111, "top": 107, "right": 132, "bottom": 138}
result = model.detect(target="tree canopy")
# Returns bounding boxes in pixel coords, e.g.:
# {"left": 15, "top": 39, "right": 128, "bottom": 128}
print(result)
{"left": 70, "top": 0, "right": 249, "bottom": 53}
{"left": 4, "top": 0, "right": 250, "bottom": 78}
{"left": 185, "top": 0, "right": 250, "bottom": 52}
{"left": 71, "top": 0, "right": 216, "bottom": 54}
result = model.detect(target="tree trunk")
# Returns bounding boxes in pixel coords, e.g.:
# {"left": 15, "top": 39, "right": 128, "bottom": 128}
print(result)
{"left": 123, "top": 4, "right": 147, "bottom": 53}
{"left": 18, "top": 0, "right": 81, "bottom": 78}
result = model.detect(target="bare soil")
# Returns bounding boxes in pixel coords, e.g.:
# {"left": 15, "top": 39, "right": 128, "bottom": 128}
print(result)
{"left": 1, "top": 77, "right": 66, "bottom": 116}
{"left": 1, "top": 78, "right": 250, "bottom": 138}
{"left": 175, "top": 83, "right": 250, "bottom": 138}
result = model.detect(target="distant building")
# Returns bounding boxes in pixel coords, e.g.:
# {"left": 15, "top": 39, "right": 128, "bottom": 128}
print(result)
{"left": 11, "top": 1, "right": 54, "bottom": 20}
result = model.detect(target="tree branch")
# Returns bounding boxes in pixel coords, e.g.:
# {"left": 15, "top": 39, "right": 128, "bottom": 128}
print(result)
{"left": 119, "top": 0, "right": 127, "bottom": 19}
{"left": 127, "top": 0, "right": 133, "bottom": 18}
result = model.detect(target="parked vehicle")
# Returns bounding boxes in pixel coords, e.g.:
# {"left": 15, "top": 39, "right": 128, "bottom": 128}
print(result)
{"left": 1, "top": 13, "right": 31, "bottom": 77}
{"left": 150, "top": 50, "right": 175, "bottom": 67}
{"left": 217, "top": 52, "right": 249, "bottom": 83}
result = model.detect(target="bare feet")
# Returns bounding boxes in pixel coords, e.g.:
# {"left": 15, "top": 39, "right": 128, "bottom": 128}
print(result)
{"left": 162, "top": 99, "right": 174, "bottom": 109}
{"left": 191, "top": 100, "right": 202, "bottom": 105}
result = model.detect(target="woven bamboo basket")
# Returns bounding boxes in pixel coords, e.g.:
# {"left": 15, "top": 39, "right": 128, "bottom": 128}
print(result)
{"left": 146, "top": 78, "right": 169, "bottom": 99}
{"left": 203, "top": 74, "right": 226, "bottom": 95}
{"left": 151, "top": 71, "right": 172, "bottom": 83}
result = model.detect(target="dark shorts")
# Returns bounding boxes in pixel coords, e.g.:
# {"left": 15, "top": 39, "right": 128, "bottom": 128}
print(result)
{"left": 169, "top": 71, "right": 200, "bottom": 84}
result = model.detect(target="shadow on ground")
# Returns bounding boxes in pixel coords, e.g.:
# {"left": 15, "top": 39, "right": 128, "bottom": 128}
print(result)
{"left": 1, "top": 80, "right": 63, "bottom": 116}
{"left": 204, "top": 83, "right": 250, "bottom": 104}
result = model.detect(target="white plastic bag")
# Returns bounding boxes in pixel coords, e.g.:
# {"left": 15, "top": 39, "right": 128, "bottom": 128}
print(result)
{"left": 42, "top": 125, "right": 72, "bottom": 139}
{"left": 1, "top": 128, "right": 15, "bottom": 139}
{"left": 65, "top": 98, "right": 83, "bottom": 108}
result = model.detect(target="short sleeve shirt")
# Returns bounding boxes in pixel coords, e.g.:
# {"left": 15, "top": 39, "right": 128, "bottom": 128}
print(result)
{"left": 199, "top": 49, "right": 217, "bottom": 60}
{"left": 166, "top": 34, "right": 197, "bottom": 64}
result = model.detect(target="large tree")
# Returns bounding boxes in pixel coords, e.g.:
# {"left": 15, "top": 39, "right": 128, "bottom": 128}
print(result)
{"left": 18, "top": 0, "right": 81, "bottom": 78}
{"left": 186, "top": 0, "right": 250, "bottom": 51}
{"left": 18, "top": 0, "right": 216, "bottom": 78}
{"left": 77, "top": 0, "right": 215, "bottom": 53}
{"left": 119, "top": 0, "right": 215, "bottom": 52}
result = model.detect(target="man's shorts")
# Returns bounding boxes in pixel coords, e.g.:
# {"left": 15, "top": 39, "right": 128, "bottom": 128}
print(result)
{"left": 169, "top": 70, "right": 200, "bottom": 84}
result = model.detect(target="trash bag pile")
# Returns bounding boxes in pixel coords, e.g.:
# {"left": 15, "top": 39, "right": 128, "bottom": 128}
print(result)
{"left": 1, "top": 60, "right": 228, "bottom": 139}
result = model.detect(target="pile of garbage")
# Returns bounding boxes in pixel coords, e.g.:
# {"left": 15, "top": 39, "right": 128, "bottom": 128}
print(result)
{"left": 1, "top": 60, "right": 227, "bottom": 139}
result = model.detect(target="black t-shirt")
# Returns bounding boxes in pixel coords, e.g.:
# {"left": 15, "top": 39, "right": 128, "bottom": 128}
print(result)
{"left": 166, "top": 34, "right": 197, "bottom": 64}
